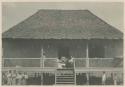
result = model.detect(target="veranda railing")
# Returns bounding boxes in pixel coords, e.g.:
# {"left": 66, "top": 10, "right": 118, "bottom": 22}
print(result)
{"left": 3, "top": 57, "right": 122, "bottom": 69}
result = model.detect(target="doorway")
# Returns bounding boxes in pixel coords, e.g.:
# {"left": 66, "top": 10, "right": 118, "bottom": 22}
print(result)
{"left": 58, "top": 46, "right": 70, "bottom": 59}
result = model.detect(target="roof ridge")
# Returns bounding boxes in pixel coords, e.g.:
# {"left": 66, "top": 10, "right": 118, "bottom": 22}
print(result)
{"left": 37, "top": 9, "right": 90, "bottom": 12}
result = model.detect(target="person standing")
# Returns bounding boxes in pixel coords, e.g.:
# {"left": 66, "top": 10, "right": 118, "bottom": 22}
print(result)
{"left": 24, "top": 72, "right": 28, "bottom": 85}
{"left": 21, "top": 72, "right": 26, "bottom": 85}
{"left": 11, "top": 70, "right": 17, "bottom": 85}
{"left": 21, "top": 72, "right": 28, "bottom": 85}
{"left": 102, "top": 71, "right": 106, "bottom": 85}
{"left": 113, "top": 73, "right": 117, "bottom": 85}
{"left": 68, "top": 56, "right": 74, "bottom": 68}
{"left": 2, "top": 72, "right": 7, "bottom": 85}
{"left": 41, "top": 73, "right": 43, "bottom": 85}
{"left": 86, "top": 73, "right": 89, "bottom": 85}
{"left": 16, "top": 72, "right": 23, "bottom": 85}
{"left": 7, "top": 70, "right": 12, "bottom": 85}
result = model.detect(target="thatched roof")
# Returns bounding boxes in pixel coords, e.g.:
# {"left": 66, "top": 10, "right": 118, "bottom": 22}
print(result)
{"left": 2, "top": 10, "right": 123, "bottom": 39}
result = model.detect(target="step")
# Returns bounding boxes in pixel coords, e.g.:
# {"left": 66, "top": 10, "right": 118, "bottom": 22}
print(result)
{"left": 56, "top": 80, "right": 74, "bottom": 82}
{"left": 56, "top": 79, "right": 74, "bottom": 82}
{"left": 56, "top": 74, "right": 74, "bottom": 76}
{"left": 57, "top": 68, "right": 74, "bottom": 70}
{"left": 56, "top": 74, "right": 74, "bottom": 77}
{"left": 56, "top": 77, "right": 75, "bottom": 79}
{"left": 56, "top": 82, "right": 74, "bottom": 84}
{"left": 56, "top": 78, "right": 74, "bottom": 81}
{"left": 56, "top": 70, "right": 74, "bottom": 72}
{"left": 56, "top": 72, "right": 74, "bottom": 73}
{"left": 56, "top": 76, "right": 74, "bottom": 78}
{"left": 57, "top": 70, "right": 74, "bottom": 72}
{"left": 56, "top": 69, "right": 75, "bottom": 85}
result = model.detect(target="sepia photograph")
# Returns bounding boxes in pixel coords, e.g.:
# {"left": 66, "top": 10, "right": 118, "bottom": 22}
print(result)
{"left": 1, "top": 1, "right": 124, "bottom": 85}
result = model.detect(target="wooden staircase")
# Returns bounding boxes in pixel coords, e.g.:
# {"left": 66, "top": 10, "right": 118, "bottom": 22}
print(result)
{"left": 55, "top": 68, "right": 75, "bottom": 85}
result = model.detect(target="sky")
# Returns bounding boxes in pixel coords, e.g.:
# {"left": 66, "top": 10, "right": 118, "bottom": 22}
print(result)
{"left": 2, "top": 2, "right": 124, "bottom": 32}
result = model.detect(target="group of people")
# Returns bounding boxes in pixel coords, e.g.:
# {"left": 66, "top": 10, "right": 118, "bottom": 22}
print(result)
{"left": 57, "top": 56, "right": 74, "bottom": 69}
{"left": 2, "top": 70, "right": 28, "bottom": 85}
{"left": 2, "top": 70, "right": 119, "bottom": 85}
{"left": 102, "top": 71, "right": 118, "bottom": 85}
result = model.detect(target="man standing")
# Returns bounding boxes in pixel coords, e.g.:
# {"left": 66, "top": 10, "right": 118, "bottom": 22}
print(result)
{"left": 12, "top": 70, "right": 17, "bottom": 85}
{"left": 16, "top": 72, "right": 23, "bottom": 85}
{"left": 102, "top": 71, "right": 106, "bottom": 85}
{"left": 7, "top": 70, "right": 12, "bottom": 85}
{"left": 113, "top": 73, "right": 117, "bottom": 85}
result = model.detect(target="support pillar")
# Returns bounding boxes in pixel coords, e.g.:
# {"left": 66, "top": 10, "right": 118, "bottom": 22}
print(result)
{"left": 41, "top": 46, "right": 44, "bottom": 67}
{"left": 86, "top": 40, "right": 89, "bottom": 67}
{"left": 86, "top": 40, "right": 90, "bottom": 85}
{"left": 2, "top": 47, "right": 4, "bottom": 67}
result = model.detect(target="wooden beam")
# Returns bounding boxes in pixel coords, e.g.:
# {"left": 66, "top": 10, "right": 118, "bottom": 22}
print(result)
{"left": 86, "top": 40, "right": 89, "bottom": 67}
{"left": 41, "top": 46, "right": 44, "bottom": 67}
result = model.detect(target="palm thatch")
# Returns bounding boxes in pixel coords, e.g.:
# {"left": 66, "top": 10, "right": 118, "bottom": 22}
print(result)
{"left": 2, "top": 10, "right": 123, "bottom": 39}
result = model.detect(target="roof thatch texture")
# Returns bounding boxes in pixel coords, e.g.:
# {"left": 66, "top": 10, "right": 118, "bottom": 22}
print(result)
{"left": 2, "top": 10, "right": 123, "bottom": 39}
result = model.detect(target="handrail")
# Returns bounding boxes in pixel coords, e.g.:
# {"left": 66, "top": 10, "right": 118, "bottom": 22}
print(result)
{"left": 3, "top": 57, "right": 115, "bottom": 59}
{"left": 2, "top": 67, "right": 56, "bottom": 72}
{"left": 43, "top": 58, "right": 58, "bottom": 68}
{"left": 3, "top": 58, "right": 118, "bottom": 68}
{"left": 4, "top": 58, "right": 57, "bottom": 59}
{"left": 73, "top": 58, "right": 114, "bottom": 59}
{"left": 4, "top": 58, "right": 41, "bottom": 59}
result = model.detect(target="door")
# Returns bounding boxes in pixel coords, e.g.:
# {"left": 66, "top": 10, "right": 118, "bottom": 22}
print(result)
{"left": 58, "top": 46, "right": 70, "bottom": 59}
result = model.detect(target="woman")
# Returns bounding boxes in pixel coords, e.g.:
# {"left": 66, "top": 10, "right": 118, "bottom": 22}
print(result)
{"left": 57, "top": 57, "right": 66, "bottom": 69}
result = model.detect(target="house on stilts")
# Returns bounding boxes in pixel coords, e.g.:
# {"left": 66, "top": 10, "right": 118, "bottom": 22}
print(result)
{"left": 2, "top": 10, "right": 123, "bottom": 85}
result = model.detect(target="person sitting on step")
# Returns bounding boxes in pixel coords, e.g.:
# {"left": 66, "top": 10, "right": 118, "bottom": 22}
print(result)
{"left": 57, "top": 57, "right": 66, "bottom": 69}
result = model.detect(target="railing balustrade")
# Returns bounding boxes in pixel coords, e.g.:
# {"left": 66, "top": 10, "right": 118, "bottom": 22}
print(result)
{"left": 3, "top": 57, "right": 123, "bottom": 68}
{"left": 89, "top": 58, "right": 114, "bottom": 67}
{"left": 43, "top": 58, "right": 58, "bottom": 68}
{"left": 73, "top": 58, "right": 86, "bottom": 68}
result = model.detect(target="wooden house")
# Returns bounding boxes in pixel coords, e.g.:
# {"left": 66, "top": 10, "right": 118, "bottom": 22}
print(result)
{"left": 2, "top": 10, "right": 123, "bottom": 85}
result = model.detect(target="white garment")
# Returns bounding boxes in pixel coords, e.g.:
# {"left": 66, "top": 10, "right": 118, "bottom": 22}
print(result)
{"left": 114, "top": 80, "right": 117, "bottom": 85}
{"left": 113, "top": 75, "right": 117, "bottom": 85}
{"left": 58, "top": 62, "right": 65, "bottom": 69}
{"left": 7, "top": 73, "right": 12, "bottom": 85}
{"left": 16, "top": 74, "right": 22, "bottom": 79}
{"left": 7, "top": 73, "right": 12, "bottom": 78}
{"left": 11, "top": 73, "right": 17, "bottom": 85}
{"left": 24, "top": 74, "right": 28, "bottom": 79}
{"left": 69, "top": 58, "right": 73, "bottom": 63}
{"left": 16, "top": 74, "right": 23, "bottom": 85}
{"left": 102, "top": 74, "right": 106, "bottom": 85}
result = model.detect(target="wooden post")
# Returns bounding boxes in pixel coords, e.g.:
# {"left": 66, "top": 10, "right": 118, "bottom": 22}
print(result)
{"left": 86, "top": 40, "right": 89, "bottom": 67}
{"left": 55, "top": 71, "right": 56, "bottom": 85}
{"left": 74, "top": 72, "right": 76, "bottom": 85}
{"left": 86, "top": 72, "right": 89, "bottom": 85}
{"left": 41, "top": 46, "right": 44, "bottom": 67}
{"left": 2, "top": 47, "right": 4, "bottom": 67}
{"left": 86, "top": 40, "right": 90, "bottom": 85}
{"left": 41, "top": 72, "right": 43, "bottom": 85}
